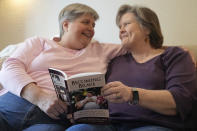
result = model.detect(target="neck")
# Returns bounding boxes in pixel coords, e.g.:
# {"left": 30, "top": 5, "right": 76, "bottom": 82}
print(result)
{"left": 129, "top": 42, "right": 163, "bottom": 63}
{"left": 129, "top": 41, "right": 152, "bottom": 56}
{"left": 58, "top": 36, "right": 77, "bottom": 50}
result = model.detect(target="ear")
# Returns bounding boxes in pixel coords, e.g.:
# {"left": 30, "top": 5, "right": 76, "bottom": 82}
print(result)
{"left": 143, "top": 27, "right": 150, "bottom": 35}
{"left": 62, "top": 20, "right": 69, "bottom": 32}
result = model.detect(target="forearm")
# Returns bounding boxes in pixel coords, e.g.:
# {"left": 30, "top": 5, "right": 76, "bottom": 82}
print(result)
{"left": 137, "top": 88, "right": 177, "bottom": 115}
{"left": 21, "top": 82, "right": 42, "bottom": 106}
{"left": 0, "top": 59, "right": 36, "bottom": 96}
{"left": 21, "top": 82, "right": 68, "bottom": 119}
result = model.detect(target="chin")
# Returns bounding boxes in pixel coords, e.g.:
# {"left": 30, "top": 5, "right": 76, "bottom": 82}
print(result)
{"left": 80, "top": 43, "right": 89, "bottom": 49}
{"left": 122, "top": 42, "right": 131, "bottom": 49}
{"left": 121, "top": 40, "right": 128, "bottom": 46}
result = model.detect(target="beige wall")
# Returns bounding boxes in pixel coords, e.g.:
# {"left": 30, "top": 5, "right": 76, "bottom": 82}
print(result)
{"left": 0, "top": 0, "right": 197, "bottom": 50}
{"left": 0, "top": 0, "right": 27, "bottom": 49}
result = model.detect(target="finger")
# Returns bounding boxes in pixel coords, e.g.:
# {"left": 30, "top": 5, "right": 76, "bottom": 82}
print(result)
{"left": 102, "top": 81, "right": 120, "bottom": 92}
{"left": 48, "top": 107, "right": 60, "bottom": 118}
{"left": 49, "top": 112, "right": 60, "bottom": 120}
{"left": 70, "top": 118, "right": 75, "bottom": 124}
{"left": 102, "top": 86, "right": 120, "bottom": 96}
{"left": 47, "top": 108, "right": 60, "bottom": 119}
{"left": 104, "top": 93, "right": 117, "bottom": 101}
{"left": 58, "top": 100, "right": 68, "bottom": 113}
{"left": 67, "top": 113, "right": 73, "bottom": 119}
{"left": 54, "top": 103, "right": 65, "bottom": 114}
{"left": 101, "top": 83, "right": 114, "bottom": 95}
{"left": 116, "top": 92, "right": 122, "bottom": 99}
{"left": 108, "top": 98, "right": 124, "bottom": 103}
{"left": 101, "top": 84, "right": 112, "bottom": 93}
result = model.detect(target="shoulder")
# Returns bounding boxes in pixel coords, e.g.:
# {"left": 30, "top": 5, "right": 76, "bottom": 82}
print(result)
{"left": 89, "top": 41, "right": 121, "bottom": 50}
{"left": 161, "top": 46, "right": 188, "bottom": 62}
{"left": 14, "top": 36, "right": 50, "bottom": 53}
{"left": 163, "top": 46, "right": 186, "bottom": 56}
{"left": 161, "top": 46, "right": 194, "bottom": 69}
{"left": 24, "top": 36, "right": 51, "bottom": 44}
{"left": 22, "top": 36, "right": 56, "bottom": 49}
{"left": 86, "top": 41, "right": 122, "bottom": 55}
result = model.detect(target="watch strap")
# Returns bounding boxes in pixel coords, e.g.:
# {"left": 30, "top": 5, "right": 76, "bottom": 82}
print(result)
{"left": 128, "top": 87, "right": 139, "bottom": 105}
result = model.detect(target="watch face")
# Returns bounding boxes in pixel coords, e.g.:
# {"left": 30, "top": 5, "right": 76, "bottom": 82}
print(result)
{"left": 132, "top": 89, "right": 139, "bottom": 105}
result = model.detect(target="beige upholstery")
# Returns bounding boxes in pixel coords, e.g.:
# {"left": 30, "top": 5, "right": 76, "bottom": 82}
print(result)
{"left": 182, "top": 45, "right": 197, "bottom": 66}
{"left": 0, "top": 58, "right": 5, "bottom": 91}
{"left": 0, "top": 43, "right": 19, "bottom": 94}
{"left": 181, "top": 45, "right": 197, "bottom": 58}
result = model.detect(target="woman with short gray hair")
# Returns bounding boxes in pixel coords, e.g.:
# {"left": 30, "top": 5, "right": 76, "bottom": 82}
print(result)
{"left": 0, "top": 3, "right": 125, "bottom": 131}
{"left": 58, "top": 3, "right": 99, "bottom": 39}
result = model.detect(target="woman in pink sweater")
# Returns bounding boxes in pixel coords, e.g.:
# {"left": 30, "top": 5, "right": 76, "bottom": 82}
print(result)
{"left": 0, "top": 3, "right": 125, "bottom": 131}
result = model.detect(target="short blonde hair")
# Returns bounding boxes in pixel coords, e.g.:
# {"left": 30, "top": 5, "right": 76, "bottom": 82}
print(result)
{"left": 116, "top": 5, "right": 163, "bottom": 48}
{"left": 58, "top": 3, "right": 99, "bottom": 39}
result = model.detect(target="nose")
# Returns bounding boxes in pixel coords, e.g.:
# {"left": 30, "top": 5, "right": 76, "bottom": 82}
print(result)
{"left": 87, "top": 24, "right": 95, "bottom": 33}
{"left": 119, "top": 25, "right": 125, "bottom": 32}
{"left": 88, "top": 24, "right": 94, "bottom": 30}
{"left": 119, "top": 26, "right": 125, "bottom": 36}
{"left": 119, "top": 26, "right": 125, "bottom": 39}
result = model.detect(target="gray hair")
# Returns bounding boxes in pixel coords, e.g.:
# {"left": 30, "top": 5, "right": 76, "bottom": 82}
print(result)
{"left": 116, "top": 5, "right": 163, "bottom": 48}
{"left": 58, "top": 3, "right": 99, "bottom": 39}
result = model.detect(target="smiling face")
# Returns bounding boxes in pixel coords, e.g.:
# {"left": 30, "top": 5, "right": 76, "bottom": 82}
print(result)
{"left": 63, "top": 14, "right": 95, "bottom": 50}
{"left": 119, "top": 13, "right": 149, "bottom": 49}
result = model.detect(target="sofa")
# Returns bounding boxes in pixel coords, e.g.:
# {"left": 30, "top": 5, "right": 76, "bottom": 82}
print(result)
{"left": 0, "top": 44, "right": 197, "bottom": 94}
{"left": 0, "top": 43, "right": 197, "bottom": 130}
{"left": 0, "top": 43, "right": 20, "bottom": 95}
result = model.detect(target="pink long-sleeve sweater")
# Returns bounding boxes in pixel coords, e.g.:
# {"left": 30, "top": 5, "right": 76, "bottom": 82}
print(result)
{"left": 0, "top": 36, "right": 125, "bottom": 96}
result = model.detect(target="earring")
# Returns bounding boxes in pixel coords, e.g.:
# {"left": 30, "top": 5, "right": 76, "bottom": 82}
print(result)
{"left": 145, "top": 35, "right": 149, "bottom": 42}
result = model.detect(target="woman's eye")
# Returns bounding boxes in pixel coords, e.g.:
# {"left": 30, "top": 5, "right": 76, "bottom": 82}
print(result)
{"left": 92, "top": 23, "right": 95, "bottom": 28}
{"left": 124, "top": 22, "right": 130, "bottom": 26}
{"left": 119, "top": 22, "right": 130, "bottom": 29}
{"left": 82, "top": 21, "right": 89, "bottom": 24}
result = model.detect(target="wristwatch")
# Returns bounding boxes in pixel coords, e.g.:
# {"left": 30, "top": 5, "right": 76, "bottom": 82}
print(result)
{"left": 128, "top": 87, "right": 139, "bottom": 105}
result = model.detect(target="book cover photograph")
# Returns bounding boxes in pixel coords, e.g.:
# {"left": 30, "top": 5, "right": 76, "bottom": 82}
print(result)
{"left": 48, "top": 68, "right": 109, "bottom": 124}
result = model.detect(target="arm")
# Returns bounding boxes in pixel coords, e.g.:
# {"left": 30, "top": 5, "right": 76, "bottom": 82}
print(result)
{"left": 0, "top": 37, "right": 68, "bottom": 119}
{"left": 135, "top": 88, "right": 176, "bottom": 115}
{"left": 21, "top": 82, "right": 67, "bottom": 119}
{"left": 102, "top": 82, "right": 176, "bottom": 115}
{"left": 163, "top": 47, "right": 197, "bottom": 119}
{"left": 91, "top": 42, "right": 127, "bottom": 63}
{"left": 102, "top": 47, "right": 197, "bottom": 118}
{"left": 174, "top": 46, "right": 196, "bottom": 67}
{"left": 0, "top": 37, "right": 43, "bottom": 96}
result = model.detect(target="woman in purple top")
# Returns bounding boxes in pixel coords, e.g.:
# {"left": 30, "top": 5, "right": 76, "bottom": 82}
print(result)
{"left": 67, "top": 4, "right": 197, "bottom": 131}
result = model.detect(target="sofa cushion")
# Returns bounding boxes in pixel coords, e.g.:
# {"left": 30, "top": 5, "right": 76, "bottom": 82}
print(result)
{"left": 0, "top": 43, "right": 19, "bottom": 91}
{"left": 0, "top": 56, "right": 9, "bottom": 95}
{"left": 0, "top": 57, "right": 6, "bottom": 91}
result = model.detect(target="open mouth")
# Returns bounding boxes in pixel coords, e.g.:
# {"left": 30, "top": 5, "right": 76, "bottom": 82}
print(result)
{"left": 82, "top": 32, "right": 93, "bottom": 38}
{"left": 121, "top": 34, "right": 128, "bottom": 40}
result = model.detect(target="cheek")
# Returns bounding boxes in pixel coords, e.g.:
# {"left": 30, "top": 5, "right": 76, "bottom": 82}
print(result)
{"left": 71, "top": 25, "right": 81, "bottom": 33}
{"left": 119, "top": 34, "right": 122, "bottom": 40}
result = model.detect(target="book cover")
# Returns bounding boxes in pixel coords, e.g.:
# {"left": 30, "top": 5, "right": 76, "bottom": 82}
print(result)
{"left": 48, "top": 68, "right": 109, "bottom": 124}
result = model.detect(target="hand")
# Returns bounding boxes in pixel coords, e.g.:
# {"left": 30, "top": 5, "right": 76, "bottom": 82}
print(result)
{"left": 21, "top": 83, "right": 68, "bottom": 119}
{"left": 36, "top": 91, "right": 68, "bottom": 120}
{"left": 101, "top": 81, "right": 132, "bottom": 103}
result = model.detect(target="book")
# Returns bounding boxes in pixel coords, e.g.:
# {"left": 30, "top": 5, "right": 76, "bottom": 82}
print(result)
{"left": 48, "top": 68, "right": 109, "bottom": 124}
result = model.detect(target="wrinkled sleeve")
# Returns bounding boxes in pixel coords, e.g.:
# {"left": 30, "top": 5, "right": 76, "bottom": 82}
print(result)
{"left": 163, "top": 47, "right": 197, "bottom": 120}
{"left": 0, "top": 37, "right": 44, "bottom": 96}
{"left": 93, "top": 42, "right": 127, "bottom": 63}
